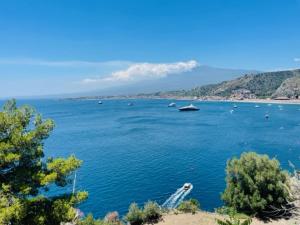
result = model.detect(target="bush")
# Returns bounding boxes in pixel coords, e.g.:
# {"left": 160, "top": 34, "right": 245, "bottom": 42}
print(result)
{"left": 177, "top": 199, "right": 200, "bottom": 214}
{"left": 142, "top": 201, "right": 162, "bottom": 223}
{"left": 222, "top": 152, "right": 290, "bottom": 216}
{"left": 216, "top": 216, "right": 252, "bottom": 225}
{"left": 79, "top": 214, "right": 102, "bottom": 225}
{"left": 125, "top": 203, "right": 144, "bottom": 225}
{"left": 104, "top": 211, "right": 119, "bottom": 223}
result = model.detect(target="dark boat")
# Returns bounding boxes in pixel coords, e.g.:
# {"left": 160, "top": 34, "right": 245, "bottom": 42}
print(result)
{"left": 178, "top": 104, "right": 199, "bottom": 111}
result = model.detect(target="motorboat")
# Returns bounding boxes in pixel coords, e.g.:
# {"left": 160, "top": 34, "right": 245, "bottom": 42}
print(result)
{"left": 178, "top": 104, "right": 199, "bottom": 111}
{"left": 233, "top": 104, "right": 238, "bottom": 108}
{"left": 254, "top": 105, "right": 260, "bottom": 108}
{"left": 183, "top": 183, "right": 192, "bottom": 191}
{"left": 168, "top": 102, "right": 176, "bottom": 107}
{"left": 265, "top": 114, "right": 269, "bottom": 119}
{"left": 98, "top": 101, "right": 103, "bottom": 104}
{"left": 128, "top": 102, "right": 134, "bottom": 106}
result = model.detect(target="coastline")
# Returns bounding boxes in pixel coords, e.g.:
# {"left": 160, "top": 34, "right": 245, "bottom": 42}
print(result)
{"left": 199, "top": 98, "right": 300, "bottom": 105}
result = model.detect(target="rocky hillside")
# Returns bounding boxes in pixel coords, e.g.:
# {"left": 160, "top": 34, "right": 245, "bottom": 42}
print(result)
{"left": 160, "top": 69, "right": 300, "bottom": 99}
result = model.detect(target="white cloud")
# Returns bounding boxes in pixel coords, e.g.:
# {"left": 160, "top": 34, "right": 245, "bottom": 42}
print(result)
{"left": 294, "top": 58, "right": 300, "bottom": 62}
{"left": 82, "top": 60, "right": 198, "bottom": 85}
{"left": 0, "top": 58, "right": 131, "bottom": 67}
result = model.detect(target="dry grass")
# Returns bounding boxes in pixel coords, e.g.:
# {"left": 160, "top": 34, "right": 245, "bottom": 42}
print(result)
{"left": 155, "top": 211, "right": 298, "bottom": 225}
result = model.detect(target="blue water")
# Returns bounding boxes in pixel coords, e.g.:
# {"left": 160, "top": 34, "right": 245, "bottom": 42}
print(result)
{"left": 1, "top": 99, "right": 300, "bottom": 218}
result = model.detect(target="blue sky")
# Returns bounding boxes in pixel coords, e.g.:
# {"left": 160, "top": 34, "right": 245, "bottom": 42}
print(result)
{"left": 0, "top": 0, "right": 300, "bottom": 97}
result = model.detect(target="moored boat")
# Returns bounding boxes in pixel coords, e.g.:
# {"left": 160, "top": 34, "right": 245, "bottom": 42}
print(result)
{"left": 178, "top": 104, "right": 199, "bottom": 111}
{"left": 168, "top": 102, "right": 176, "bottom": 107}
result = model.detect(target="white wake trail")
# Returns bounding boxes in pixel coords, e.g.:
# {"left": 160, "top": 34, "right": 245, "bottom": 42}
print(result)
{"left": 162, "top": 187, "right": 184, "bottom": 208}
{"left": 174, "top": 185, "right": 193, "bottom": 208}
{"left": 162, "top": 184, "right": 193, "bottom": 209}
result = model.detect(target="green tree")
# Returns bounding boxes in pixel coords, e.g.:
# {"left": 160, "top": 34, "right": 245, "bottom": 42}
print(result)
{"left": 222, "top": 152, "right": 290, "bottom": 216}
{"left": 0, "top": 100, "right": 87, "bottom": 225}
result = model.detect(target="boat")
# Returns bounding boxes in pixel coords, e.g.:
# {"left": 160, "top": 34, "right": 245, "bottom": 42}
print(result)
{"left": 254, "top": 105, "right": 260, "bottom": 108}
{"left": 233, "top": 104, "right": 238, "bottom": 108}
{"left": 178, "top": 104, "right": 199, "bottom": 111}
{"left": 98, "top": 101, "right": 103, "bottom": 104}
{"left": 265, "top": 114, "right": 269, "bottom": 119}
{"left": 128, "top": 102, "right": 134, "bottom": 106}
{"left": 168, "top": 102, "right": 176, "bottom": 107}
{"left": 183, "top": 183, "right": 192, "bottom": 191}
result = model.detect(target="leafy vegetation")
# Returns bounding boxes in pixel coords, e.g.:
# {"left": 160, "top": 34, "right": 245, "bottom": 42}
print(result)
{"left": 79, "top": 214, "right": 103, "bottom": 225}
{"left": 222, "top": 152, "right": 290, "bottom": 217}
{"left": 177, "top": 199, "right": 200, "bottom": 214}
{"left": 124, "top": 203, "right": 144, "bottom": 225}
{"left": 142, "top": 201, "right": 162, "bottom": 223}
{"left": 216, "top": 214, "right": 252, "bottom": 225}
{"left": 0, "top": 99, "right": 87, "bottom": 225}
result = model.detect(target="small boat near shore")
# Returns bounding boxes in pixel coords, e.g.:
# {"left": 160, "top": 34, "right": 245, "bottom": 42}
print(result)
{"left": 168, "top": 102, "right": 176, "bottom": 107}
{"left": 128, "top": 102, "right": 134, "bottom": 106}
{"left": 183, "top": 183, "right": 192, "bottom": 191}
{"left": 98, "top": 101, "right": 103, "bottom": 104}
{"left": 179, "top": 104, "right": 199, "bottom": 111}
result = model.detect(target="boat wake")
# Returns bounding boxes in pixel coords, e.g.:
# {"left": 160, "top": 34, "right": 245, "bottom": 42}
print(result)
{"left": 162, "top": 184, "right": 193, "bottom": 209}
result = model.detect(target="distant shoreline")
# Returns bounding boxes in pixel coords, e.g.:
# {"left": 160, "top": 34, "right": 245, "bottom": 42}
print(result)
{"left": 200, "top": 98, "right": 300, "bottom": 105}
{"left": 67, "top": 96, "right": 300, "bottom": 105}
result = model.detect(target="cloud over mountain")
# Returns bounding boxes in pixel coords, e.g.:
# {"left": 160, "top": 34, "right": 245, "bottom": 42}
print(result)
{"left": 82, "top": 60, "right": 198, "bottom": 85}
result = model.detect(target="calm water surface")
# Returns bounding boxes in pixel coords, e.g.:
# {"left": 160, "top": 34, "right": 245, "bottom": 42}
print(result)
{"left": 1, "top": 99, "right": 300, "bottom": 218}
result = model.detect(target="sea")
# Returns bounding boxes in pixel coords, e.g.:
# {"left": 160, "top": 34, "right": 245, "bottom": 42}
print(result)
{"left": 1, "top": 99, "right": 300, "bottom": 218}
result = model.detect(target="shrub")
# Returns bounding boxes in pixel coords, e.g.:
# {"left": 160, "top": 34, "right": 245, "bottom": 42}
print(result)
{"left": 142, "top": 201, "right": 162, "bottom": 223}
{"left": 216, "top": 216, "right": 252, "bottom": 225}
{"left": 79, "top": 214, "right": 102, "bottom": 225}
{"left": 125, "top": 203, "right": 144, "bottom": 225}
{"left": 104, "top": 211, "right": 119, "bottom": 223}
{"left": 177, "top": 199, "right": 200, "bottom": 214}
{"left": 222, "top": 152, "right": 290, "bottom": 216}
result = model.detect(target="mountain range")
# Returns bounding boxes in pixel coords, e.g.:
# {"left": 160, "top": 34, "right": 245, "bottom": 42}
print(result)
{"left": 76, "top": 65, "right": 259, "bottom": 97}
{"left": 155, "top": 69, "right": 300, "bottom": 99}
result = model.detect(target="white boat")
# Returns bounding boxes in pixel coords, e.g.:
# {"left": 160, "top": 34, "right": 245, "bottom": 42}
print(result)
{"left": 233, "top": 104, "right": 238, "bottom": 108}
{"left": 254, "top": 105, "right": 260, "bottom": 108}
{"left": 265, "top": 114, "right": 269, "bottom": 119}
{"left": 168, "top": 102, "right": 176, "bottom": 107}
{"left": 179, "top": 104, "right": 199, "bottom": 111}
{"left": 98, "top": 101, "right": 103, "bottom": 104}
{"left": 183, "top": 183, "right": 192, "bottom": 191}
{"left": 128, "top": 102, "right": 134, "bottom": 106}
